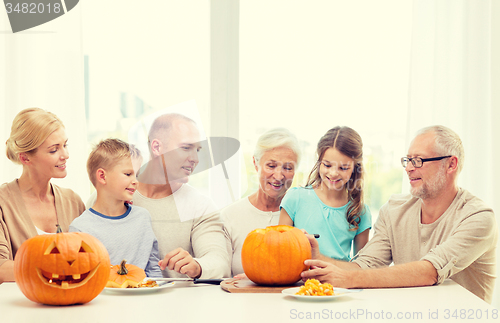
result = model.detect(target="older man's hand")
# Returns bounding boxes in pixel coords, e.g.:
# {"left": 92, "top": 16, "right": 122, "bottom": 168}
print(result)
{"left": 300, "top": 259, "right": 353, "bottom": 288}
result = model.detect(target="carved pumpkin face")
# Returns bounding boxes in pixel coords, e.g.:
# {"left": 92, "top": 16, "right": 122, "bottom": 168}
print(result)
{"left": 241, "top": 225, "right": 311, "bottom": 286}
{"left": 14, "top": 229, "right": 110, "bottom": 305}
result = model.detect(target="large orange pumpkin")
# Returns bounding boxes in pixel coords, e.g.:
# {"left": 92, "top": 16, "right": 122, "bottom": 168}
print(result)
{"left": 14, "top": 225, "right": 110, "bottom": 305}
{"left": 107, "top": 259, "right": 146, "bottom": 288}
{"left": 241, "top": 225, "right": 311, "bottom": 285}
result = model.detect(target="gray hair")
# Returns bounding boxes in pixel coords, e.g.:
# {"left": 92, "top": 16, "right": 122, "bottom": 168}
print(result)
{"left": 415, "top": 125, "right": 464, "bottom": 174}
{"left": 253, "top": 128, "right": 301, "bottom": 165}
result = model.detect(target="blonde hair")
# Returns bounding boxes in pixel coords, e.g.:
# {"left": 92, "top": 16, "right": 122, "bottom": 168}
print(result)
{"left": 6, "top": 108, "right": 64, "bottom": 165}
{"left": 87, "top": 138, "right": 142, "bottom": 187}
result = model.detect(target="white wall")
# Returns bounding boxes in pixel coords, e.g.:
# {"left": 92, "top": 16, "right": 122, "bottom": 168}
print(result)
{"left": 0, "top": 6, "right": 89, "bottom": 200}
{"left": 490, "top": 0, "right": 500, "bottom": 309}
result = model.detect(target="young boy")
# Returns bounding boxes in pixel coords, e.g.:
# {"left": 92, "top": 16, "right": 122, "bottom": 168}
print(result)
{"left": 70, "top": 138, "right": 162, "bottom": 278}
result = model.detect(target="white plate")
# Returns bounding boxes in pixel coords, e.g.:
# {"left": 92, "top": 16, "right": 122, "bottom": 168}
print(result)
{"left": 103, "top": 281, "right": 175, "bottom": 294}
{"left": 281, "top": 287, "right": 361, "bottom": 300}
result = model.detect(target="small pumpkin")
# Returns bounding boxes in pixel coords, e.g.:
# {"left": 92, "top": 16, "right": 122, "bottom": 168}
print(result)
{"left": 107, "top": 259, "right": 146, "bottom": 288}
{"left": 14, "top": 225, "right": 111, "bottom": 305}
{"left": 241, "top": 225, "right": 311, "bottom": 286}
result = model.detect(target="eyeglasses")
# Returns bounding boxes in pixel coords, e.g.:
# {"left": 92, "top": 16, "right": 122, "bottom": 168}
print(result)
{"left": 401, "top": 155, "right": 452, "bottom": 168}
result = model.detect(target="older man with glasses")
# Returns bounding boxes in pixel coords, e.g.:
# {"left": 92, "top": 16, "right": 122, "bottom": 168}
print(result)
{"left": 301, "top": 125, "right": 498, "bottom": 303}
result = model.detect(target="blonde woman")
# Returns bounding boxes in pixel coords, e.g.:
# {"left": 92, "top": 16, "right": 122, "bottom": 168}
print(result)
{"left": 0, "top": 108, "right": 85, "bottom": 282}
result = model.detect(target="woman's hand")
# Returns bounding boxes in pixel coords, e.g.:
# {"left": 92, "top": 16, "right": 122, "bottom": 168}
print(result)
{"left": 0, "top": 260, "right": 16, "bottom": 283}
{"left": 233, "top": 273, "right": 247, "bottom": 280}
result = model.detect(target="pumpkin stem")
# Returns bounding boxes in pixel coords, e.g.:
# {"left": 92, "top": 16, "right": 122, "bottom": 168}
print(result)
{"left": 55, "top": 224, "right": 63, "bottom": 234}
{"left": 117, "top": 260, "right": 129, "bottom": 275}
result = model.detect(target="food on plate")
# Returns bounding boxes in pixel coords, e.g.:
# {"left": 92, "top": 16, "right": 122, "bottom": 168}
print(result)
{"left": 139, "top": 280, "right": 159, "bottom": 288}
{"left": 107, "top": 259, "right": 147, "bottom": 288}
{"left": 295, "top": 279, "right": 334, "bottom": 296}
{"left": 241, "top": 225, "right": 311, "bottom": 286}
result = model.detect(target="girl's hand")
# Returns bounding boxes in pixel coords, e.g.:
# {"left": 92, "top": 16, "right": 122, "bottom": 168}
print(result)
{"left": 303, "top": 231, "right": 321, "bottom": 259}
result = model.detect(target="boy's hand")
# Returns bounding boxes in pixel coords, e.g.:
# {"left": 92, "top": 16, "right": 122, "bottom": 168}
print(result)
{"left": 158, "top": 247, "right": 201, "bottom": 278}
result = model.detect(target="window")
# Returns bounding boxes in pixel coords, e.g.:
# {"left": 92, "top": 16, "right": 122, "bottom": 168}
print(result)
{"left": 239, "top": 0, "right": 413, "bottom": 220}
{"left": 81, "top": 1, "right": 210, "bottom": 201}
{"left": 82, "top": 0, "right": 413, "bottom": 219}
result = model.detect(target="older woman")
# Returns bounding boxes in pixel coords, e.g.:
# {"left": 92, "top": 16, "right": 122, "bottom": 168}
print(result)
{"left": 0, "top": 108, "right": 85, "bottom": 282}
{"left": 221, "top": 128, "right": 301, "bottom": 275}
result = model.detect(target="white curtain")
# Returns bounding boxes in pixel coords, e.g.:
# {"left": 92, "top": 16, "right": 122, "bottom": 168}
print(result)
{"left": 406, "top": 0, "right": 499, "bottom": 306}
{"left": 0, "top": 7, "right": 89, "bottom": 201}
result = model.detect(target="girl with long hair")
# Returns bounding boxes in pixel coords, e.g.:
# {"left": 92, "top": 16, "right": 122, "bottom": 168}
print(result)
{"left": 279, "top": 126, "right": 371, "bottom": 260}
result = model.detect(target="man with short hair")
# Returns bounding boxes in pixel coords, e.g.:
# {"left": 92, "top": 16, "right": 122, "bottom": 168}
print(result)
{"left": 301, "top": 125, "right": 498, "bottom": 303}
{"left": 134, "top": 113, "right": 230, "bottom": 279}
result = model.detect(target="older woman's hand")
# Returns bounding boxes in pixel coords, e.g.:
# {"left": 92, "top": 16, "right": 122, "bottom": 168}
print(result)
{"left": 233, "top": 273, "right": 247, "bottom": 280}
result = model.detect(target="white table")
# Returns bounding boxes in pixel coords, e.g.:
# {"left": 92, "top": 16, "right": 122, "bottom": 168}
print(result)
{"left": 0, "top": 280, "right": 498, "bottom": 323}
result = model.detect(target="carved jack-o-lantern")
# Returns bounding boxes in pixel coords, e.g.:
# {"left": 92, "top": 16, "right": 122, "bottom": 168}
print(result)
{"left": 14, "top": 226, "right": 111, "bottom": 305}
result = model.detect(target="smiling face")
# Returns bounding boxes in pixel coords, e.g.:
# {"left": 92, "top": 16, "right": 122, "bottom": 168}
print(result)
{"left": 160, "top": 120, "right": 202, "bottom": 184}
{"left": 37, "top": 237, "right": 100, "bottom": 289}
{"left": 254, "top": 147, "right": 297, "bottom": 201}
{"left": 318, "top": 148, "right": 355, "bottom": 192}
{"left": 26, "top": 127, "right": 69, "bottom": 180}
{"left": 406, "top": 132, "right": 448, "bottom": 200}
{"left": 105, "top": 157, "right": 138, "bottom": 202}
